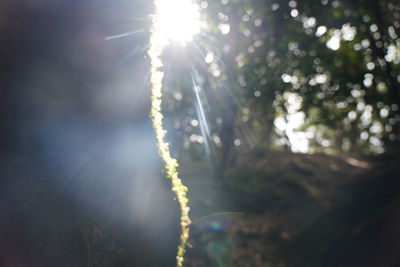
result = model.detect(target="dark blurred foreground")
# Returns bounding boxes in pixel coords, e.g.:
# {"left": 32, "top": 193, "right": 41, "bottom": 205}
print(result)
{"left": 184, "top": 152, "right": 400, "bottom": 267}
{"left": 2, "top": 145, "right": 399, "bottom": 266}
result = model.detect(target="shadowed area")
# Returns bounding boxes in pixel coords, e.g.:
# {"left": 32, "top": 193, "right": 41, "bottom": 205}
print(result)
{"left": 1, "top": 1, "right": 180, "bottom": 266}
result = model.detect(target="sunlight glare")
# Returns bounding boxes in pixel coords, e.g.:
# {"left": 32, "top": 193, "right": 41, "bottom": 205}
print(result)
{"left": 156, "top": 0, "right": 201, "bottom": 43}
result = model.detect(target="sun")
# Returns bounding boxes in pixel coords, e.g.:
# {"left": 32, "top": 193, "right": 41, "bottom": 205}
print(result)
{"left": 155, "top": 0, "right": 201, "bottom": 43}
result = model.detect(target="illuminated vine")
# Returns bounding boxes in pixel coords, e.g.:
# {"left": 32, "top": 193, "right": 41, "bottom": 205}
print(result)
{"left": 148, "top": 0, "right": 191, "bottom": 265}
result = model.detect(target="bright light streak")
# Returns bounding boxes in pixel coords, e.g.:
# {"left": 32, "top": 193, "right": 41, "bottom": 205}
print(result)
{"left": 191, "top": 74, "right": 211, "bottom": 138}
{"left": 105, "top": 29, "right": 145, "bottom": 40}
{"left": 155, "top": 0, "right": 201, "bottom": 43}
{"left": 192, "top": 73, "right": 212, "bottom": 158}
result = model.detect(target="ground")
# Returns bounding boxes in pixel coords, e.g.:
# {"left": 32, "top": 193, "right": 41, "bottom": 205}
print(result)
{"left": 184, "top": 151, "right": 400, "bottom": 267}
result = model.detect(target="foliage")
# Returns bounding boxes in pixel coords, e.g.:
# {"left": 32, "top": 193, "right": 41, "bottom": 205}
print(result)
{"left": 163, "top": 0, "right": 400, "bottom": 161}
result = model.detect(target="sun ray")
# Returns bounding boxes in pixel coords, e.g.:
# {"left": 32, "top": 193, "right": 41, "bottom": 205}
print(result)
{"left": 127, "top": 72, "right": 151, "bottom": 111}
{"left": 105, "top": 29, "right": 145, "bottom": 40}
{"left": 191, "top": 72, "right": 211, "bottom": 138}
{"left": 191, "top": 73, "right": 211, "bottom": 147}
{"left": 115, "top": 43, "right": 150, "bottom": 67}
{"left": 192, "top": 38, "right": 259, "bottom": 154}
{"left": 193, "top": 40, "right": 242, "bottom": 106}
